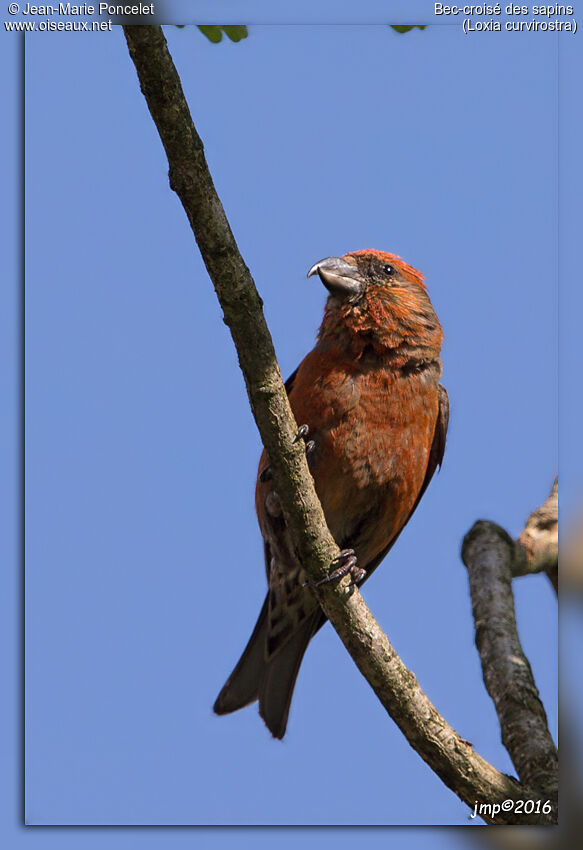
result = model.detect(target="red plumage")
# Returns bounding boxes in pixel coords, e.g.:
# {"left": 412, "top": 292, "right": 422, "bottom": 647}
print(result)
{"left": 214, "top": 250, "right": 448, "bottom": 738}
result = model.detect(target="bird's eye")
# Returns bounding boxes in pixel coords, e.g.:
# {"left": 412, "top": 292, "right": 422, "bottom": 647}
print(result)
{"left": 383, "top": 264, "right": 395, "bottom": 276}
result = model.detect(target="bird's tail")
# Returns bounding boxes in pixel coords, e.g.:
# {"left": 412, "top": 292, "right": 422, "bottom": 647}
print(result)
{"left": 213, "top": 594, "right": 320, "bottom": 739}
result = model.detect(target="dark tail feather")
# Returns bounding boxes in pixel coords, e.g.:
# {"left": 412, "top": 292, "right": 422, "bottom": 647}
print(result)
{"left": 258, "top": 610, "right": 320, "bottom": 739}
{"left": 213, "top": 596, "right": 321, "bottom": 739}
{"left": 213, "top": 596, "right": 269, "bottom": 715}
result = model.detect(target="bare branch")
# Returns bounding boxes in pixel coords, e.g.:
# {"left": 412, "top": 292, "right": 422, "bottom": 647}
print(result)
{"left": 515, "top": 477, "right": 558, "bottom": 593}
{"left": 123, "top": 25, "right": 339, "bottom": 588}
{"left": 308, "top": 581, "right": 555, "bottom": 823}
{"left": 123, "top": 25, "right": 556, "bottom": 824}
{"left": 461, "top": 521, "right": 558, "bottom": 796}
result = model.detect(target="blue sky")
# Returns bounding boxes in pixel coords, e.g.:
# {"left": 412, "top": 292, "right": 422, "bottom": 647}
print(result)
{"left": 2, "top": 3, "right": 580, "bottom": 844}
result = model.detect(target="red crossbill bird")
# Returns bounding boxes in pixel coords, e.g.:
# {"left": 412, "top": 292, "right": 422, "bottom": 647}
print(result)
{"left": 214, "top": 250, "right": 448, "bottom": 738}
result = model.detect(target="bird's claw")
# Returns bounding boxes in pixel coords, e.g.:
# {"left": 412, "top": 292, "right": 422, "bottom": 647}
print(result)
{"left": 314, "top": 549, "right": 365, "bottom": 587}
{"left": 260, "top": 428, "right": 315, "bottom": 485}
{"left": 294, "top": 424, "right": 316, "bottom": 460}
{"left": 293, "top": 424, "right": 310, "bottom": 443}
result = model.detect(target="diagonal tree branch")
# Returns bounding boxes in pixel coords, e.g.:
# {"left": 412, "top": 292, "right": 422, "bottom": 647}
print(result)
{"left": 461, "top": 511, "right": 558, "bottom": 795}
{"left": 123, "top": 25, "right": 556, "bottom": 824}
{"left": 123, "top": 25, "right": 339, "bottom": 590}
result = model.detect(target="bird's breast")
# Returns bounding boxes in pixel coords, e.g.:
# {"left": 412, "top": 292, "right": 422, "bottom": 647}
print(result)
{"left": 286, "top": 350, "right": 440, "bottom": 562}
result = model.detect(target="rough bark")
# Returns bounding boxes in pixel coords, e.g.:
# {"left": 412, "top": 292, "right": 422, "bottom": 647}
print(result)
{"left": 515, "top": 477, "right": 558, "bottom": 593}
{"left": 123, "top": 25, "right": 556, "bottom": 824}
{"left": 461, "top": 518, "right": 558, "bottom": 796}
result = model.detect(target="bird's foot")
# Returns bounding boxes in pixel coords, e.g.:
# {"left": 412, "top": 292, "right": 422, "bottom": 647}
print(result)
{"left": 293, "top": 424, "right": 310, "bottom": 443}
{"left": 294, "top": 424, "right": 316, "bottom": 458}
{"left": 296, "top": 424, "right": 316, "bottom": 464}
{"left": 314, "top": 550, "right": 365, "bottom": 587}
{"left": 262, "top": 426, "right": 315, "bottom": 483}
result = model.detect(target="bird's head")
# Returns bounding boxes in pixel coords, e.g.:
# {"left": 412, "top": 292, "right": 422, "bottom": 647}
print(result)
{"left": 308, "top": 250, "right": 443, "bottom": 357}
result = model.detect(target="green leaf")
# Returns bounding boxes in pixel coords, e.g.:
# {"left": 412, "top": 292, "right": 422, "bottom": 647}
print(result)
{"left": 196, "top": 25, "right": 248, "bottom": 44}
{"left": 197, "top": 25, "right": 224, "bottom": 43}
{"left": 390, "top": 25, "right": 427, "bottom": 34}
{"left": 221, "top": 25, "right": 248, "bottom": 43}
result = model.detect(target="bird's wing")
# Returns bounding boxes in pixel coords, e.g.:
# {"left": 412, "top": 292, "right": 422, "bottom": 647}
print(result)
{"left": 360, "top": 382, "right": 449, "bottom": 579}
{"left": 412, "top": 382, "right": 449, "bottom": 507}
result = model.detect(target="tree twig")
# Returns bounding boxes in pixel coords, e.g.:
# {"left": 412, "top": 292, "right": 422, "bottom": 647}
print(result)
{"left": 123, "top": 25, "right": 556, "bottom": 824}
{"left": 461, "top": 521, "right": 558, "bottom": 796}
